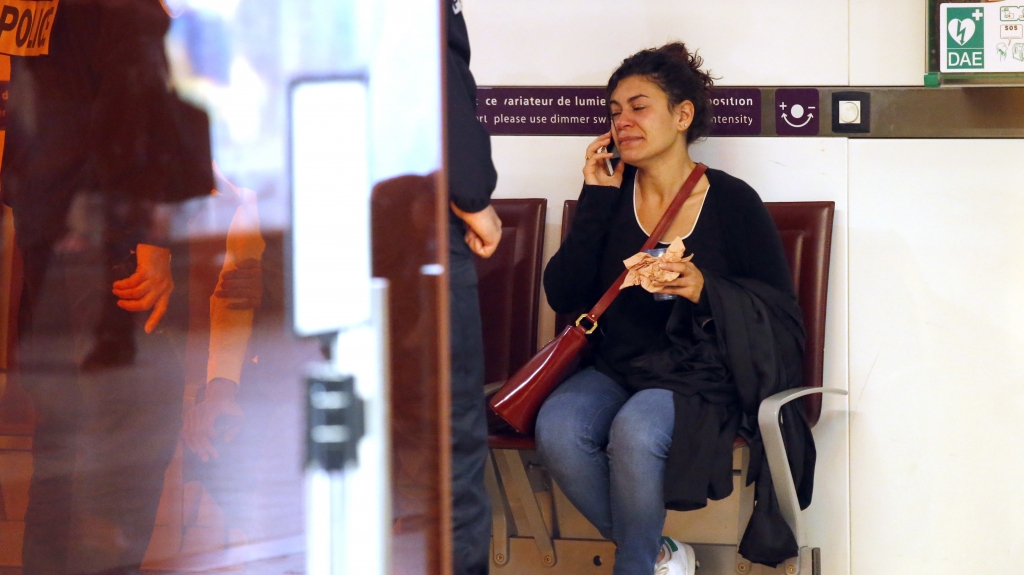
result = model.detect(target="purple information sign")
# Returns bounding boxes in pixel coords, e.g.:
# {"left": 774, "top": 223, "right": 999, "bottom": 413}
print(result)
{"left": 477, "top": 87, "right": 610, "bottom": 136}
{"left": 775, "top": 88, "right": 820, "bottom": 136}
{"left": 477, "top": 86, "right": 763, "bottom": 137}
{"left": 708, "top": 88, "right": 761, "bottom": 136}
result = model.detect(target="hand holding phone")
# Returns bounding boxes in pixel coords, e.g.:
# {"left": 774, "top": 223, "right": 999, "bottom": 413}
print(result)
{"left": 584, "top": 132, "right": 624, "bottom": 187}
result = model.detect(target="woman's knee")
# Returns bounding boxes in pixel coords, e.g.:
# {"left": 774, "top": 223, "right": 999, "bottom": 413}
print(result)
{"left": 607, "top": 390, "right": 674, "bottom": 460}
{"left": 535, "top": 396, "right": 591, "bottom": 460}
{"left": 535, "top": 369, "right": 626, "bottom": 459}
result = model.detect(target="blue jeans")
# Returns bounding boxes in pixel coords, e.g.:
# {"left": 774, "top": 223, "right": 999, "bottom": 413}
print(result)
{"left": 535, "top": 367, "right": 675, "bottom": 575}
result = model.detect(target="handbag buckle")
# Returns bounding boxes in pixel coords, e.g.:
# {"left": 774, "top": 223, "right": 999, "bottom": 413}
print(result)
{"left": 575, "top": 314, "right": 598, "bottom": 335}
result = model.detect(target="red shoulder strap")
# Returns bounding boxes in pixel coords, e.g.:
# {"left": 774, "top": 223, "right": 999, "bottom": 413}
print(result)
{"left": 579, "top": 163, "right": 707, "bottom": 329}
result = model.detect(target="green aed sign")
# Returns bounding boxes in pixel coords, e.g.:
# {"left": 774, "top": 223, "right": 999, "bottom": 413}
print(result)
{"left": 946, "top": 6, "right": 985, "bottom": 69}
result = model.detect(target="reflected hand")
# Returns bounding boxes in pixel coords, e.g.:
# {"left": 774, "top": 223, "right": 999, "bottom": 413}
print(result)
{"left": 183, "top": 378, "right": 244, "bottom": 462}
{"left": 214, "top": 258, "right": 263, "bottom": 310}
{"left": 583, "top": 132, "right": 625, "bottom": 187}
{"left": 658, "top": 260, "right": 704, "bottom": 304}
{"left": 112, "top": 244, "right": 174, "bottom": 333}
{"left": 450, "top": 203, "right": 502, "bottom": 258}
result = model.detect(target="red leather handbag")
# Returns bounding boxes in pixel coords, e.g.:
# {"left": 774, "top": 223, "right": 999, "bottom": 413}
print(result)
{"left": 489, "top": 163, "right": 708, "bottom": 434}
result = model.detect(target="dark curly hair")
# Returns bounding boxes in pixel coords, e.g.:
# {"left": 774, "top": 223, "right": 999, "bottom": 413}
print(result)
{"left": 606, "top": 42, "right": 715, "bottom": 144}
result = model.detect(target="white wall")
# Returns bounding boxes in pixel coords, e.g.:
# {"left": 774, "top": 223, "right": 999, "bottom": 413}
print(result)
{"left": 850, "top": 0, "right": 927, "bottom": 85}
{"left": 469, "top": 1, "right": 849, "bottom": 86}
{"left": 694, "top": 139, "right": 851, "bottom": 575}
{"left": 471, "top": 0, "right": 927, "bottom": 88}
{"left": 849, "top": 140, "right": 1024, "bottom": 574}
{"left": 464, "top": 3, "right": 1016, "bottom": 575}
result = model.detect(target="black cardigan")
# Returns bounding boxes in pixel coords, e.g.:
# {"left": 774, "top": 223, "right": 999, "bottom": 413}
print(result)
{"left": 545, "top": 166, "right": 795, "bottom": 379}
{"left": 544, "top": 165, "right": 813, "bottom": 567}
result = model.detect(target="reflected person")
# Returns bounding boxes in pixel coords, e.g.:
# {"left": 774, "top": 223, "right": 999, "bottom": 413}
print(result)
{"left": 2, "top": 1, "right": 213, "bottom": 573}
{"left": 181, "top": 182, "right": 271, "bottom": 546}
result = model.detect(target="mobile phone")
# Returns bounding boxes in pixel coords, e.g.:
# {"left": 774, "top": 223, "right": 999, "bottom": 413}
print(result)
{"left": 598, "top": 141, "right": 620, "bottom": 176}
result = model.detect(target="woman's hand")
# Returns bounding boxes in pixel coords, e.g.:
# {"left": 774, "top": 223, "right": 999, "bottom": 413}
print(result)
{"left": 659, "top": 260, "right": 704, "bottom": 304}
{"left": 583, "top": 132, "right": 625, "bottom": 187}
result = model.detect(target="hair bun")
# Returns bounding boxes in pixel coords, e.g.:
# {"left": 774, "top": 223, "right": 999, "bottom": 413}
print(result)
{"left": 606, "top": 42, "right": 716, "bottom": 144}
{"left": 660, "top": 42, "right": 713, "bottom": 92}
{"left": 661, "top": 42, "right": 693, "bottom": 62}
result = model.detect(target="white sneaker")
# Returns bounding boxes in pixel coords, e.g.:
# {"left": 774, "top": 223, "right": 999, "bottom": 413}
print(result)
{"left": 654, "top": 537, "right": 697, "bottom": 575}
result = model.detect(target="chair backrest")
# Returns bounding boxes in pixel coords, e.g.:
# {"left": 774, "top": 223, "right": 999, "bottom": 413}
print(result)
{"left": 763, "top": 202, "right": 834, "bottom": 426}
{"left": 554, "top": 201, "right": 580, "bottom": 337}
{"left": 474, "top": 199, "right": 547, "bottom": 385}
{"left": 556, "top": 199, "right": 835, "bottom": 426}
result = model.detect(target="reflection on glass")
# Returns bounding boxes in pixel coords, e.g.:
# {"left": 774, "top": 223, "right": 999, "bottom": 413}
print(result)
{"left": 0, "top": 1, "right": 331, "bottom": 572}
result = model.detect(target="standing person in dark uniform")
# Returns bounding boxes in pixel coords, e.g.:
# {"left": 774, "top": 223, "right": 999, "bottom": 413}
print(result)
{"left": 2, "top": 1, "right": 212, "bottom": 573}
{"left": 446, "top": 2, "right": 502, "bottom": 574}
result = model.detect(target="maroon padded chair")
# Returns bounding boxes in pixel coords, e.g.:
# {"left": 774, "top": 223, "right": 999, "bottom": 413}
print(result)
{"left": 473, "top": 199, "right": 547, "bottom": 388}
{"left": 484, "top": 198, "right": 841, "bottom": 572}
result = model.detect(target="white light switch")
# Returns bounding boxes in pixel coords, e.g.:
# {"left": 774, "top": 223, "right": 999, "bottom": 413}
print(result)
{"left": 839, "top": 100, "right": 862, "bottom": 124}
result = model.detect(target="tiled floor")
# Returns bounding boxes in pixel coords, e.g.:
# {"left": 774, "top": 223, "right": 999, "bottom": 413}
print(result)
{"left": 0, "top": 318, "right": 318, "bottom": 574}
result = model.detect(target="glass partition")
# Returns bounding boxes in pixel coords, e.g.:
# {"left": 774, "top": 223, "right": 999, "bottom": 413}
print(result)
{"left": 0, "top": 1, "right": 446, "bottom": 573}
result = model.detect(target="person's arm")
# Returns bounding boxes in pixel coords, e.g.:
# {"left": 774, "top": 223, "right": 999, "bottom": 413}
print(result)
{"left": 445, "top": 10, "right": 501, "bottom": 257}
{"left": 207, "top": 192, "right": 265, "bottom": 385}
{"left": 184, "top": 190, "right": 266, "bottom": 461}
{"left": 446, "top": 9, "right": 496, "bottom": 216}
{"left": 100, "top": 4, "right": 198, "bottom": 333}
{"left": 447, "top": 54, "right": 497, "bottom": 215}
{"left": 543, "top": 183, "right": 622, "bottom": 313}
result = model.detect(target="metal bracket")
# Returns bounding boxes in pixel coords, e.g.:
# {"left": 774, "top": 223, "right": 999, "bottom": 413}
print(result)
{"left": 758, "top": 386, "right": 847, "bottom": 548}
{"left": 493, "top": 449, "right": 557, "bottom": 567}
{"left": 305, "top": 373, "right": 366, "bottom": 471}
{"left": 785, "top": 546, "right": 819, "bottom": 575}
{"left": 484, "top": 451, "right": 510, "bottom": 565}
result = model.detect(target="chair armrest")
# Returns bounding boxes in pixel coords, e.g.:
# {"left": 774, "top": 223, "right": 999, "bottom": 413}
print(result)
{"left": 483, "top": 381, "right": 505, "bottom": 397}
{"left": 757, "top": 387, "right": 848, "bottom": 549}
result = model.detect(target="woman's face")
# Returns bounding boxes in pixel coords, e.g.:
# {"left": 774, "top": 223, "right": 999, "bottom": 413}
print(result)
{"left": 609, "top": 75, "right": 691, "bottom": 167}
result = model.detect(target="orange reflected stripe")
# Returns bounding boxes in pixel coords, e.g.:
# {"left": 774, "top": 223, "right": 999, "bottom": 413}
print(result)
{"left": 0, "top": 0, "right": 59, "bottom": 57}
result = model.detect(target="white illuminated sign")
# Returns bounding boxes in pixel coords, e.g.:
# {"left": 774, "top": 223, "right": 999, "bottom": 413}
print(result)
{"left": 290, "top": 78, "right": 372, "bottom": 337}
